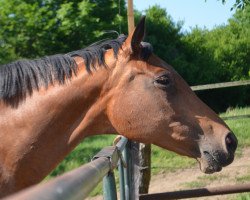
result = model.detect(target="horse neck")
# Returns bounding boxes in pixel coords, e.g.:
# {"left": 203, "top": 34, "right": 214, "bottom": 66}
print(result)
{"left": 0, "top": 56, "right": 117, "bottom": 192}
{"left": 28, "top": 57, "right": 116, "bottom": 142}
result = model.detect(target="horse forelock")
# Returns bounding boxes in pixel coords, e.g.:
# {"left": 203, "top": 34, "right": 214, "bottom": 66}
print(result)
{"left": 0, "top": 35, "right": 127, "bottom": 104}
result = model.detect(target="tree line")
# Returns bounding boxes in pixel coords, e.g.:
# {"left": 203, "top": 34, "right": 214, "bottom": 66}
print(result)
{"left": 0, "top": 0, "right": 249, "bottom": 111}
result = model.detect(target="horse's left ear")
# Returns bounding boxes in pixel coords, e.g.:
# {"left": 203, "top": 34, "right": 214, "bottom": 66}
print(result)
{"left": 127, "top": 16, "right": 146, "bottom": 54}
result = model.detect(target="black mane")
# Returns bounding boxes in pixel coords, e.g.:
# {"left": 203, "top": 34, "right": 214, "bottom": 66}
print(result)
{"left": 0, "top": 35, "right": 127, "bottom": 103}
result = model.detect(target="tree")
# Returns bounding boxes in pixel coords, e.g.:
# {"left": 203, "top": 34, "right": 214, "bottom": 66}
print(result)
{"left": 183, "top": 5, "right": 250, "bottom": 111}
{"left": 218, "top": 0, "right": 250, "bottom": 10}
{"left": 0, "top": 0, "right": 127, "bottom": 64}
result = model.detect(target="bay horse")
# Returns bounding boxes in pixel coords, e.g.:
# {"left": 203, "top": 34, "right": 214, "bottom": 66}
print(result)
{"left": 0, "top": 17, "right": 237, "bottom": 197}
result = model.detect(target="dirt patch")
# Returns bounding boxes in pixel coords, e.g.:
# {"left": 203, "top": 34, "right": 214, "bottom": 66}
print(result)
{"left": 87, "top": 148, "right": 250, "bottom": 200}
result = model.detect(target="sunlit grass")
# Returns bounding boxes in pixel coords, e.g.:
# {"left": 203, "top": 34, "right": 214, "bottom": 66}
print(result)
{"left": 151, "top": 146, "right": 196, "bottom": 174}
{"left": 235, "top": 193, "right": 250, "bottom": 200}
{"left": 181, "top": 180, "right": 207, "bottom": 189}
{"left": 221, "top": 107, "right": 250, "bottom": 149}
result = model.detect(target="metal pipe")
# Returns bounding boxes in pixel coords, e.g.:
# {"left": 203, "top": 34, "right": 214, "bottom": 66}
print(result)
{"left": 4, "top": 158, "right": 110, "bottom": 200}
{"left": 123, "top": 141, "right": 131, "bottom": 200}
{"left": 118, "top": 160, "right": 126, "bottom": 200}
{"left": 191, "top": 80, "right": 250, "bottom": 91}
{"left": 103, "top": 172, "right": 118, "bottom": 200}
{"left": 139, "top": 183, "right": 250, "bottom": 200}
{"left": 116, "top": 137, "right": 128, "bottom": 152}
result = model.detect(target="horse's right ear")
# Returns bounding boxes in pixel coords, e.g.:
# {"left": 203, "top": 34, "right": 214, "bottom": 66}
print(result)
{"left": 126, "top": 16, "right": 146, "bottom": 54}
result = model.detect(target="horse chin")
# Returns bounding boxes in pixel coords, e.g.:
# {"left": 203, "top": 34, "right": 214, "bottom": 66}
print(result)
{"left": 197, "top": 153, "right": 223, "bottom": 174}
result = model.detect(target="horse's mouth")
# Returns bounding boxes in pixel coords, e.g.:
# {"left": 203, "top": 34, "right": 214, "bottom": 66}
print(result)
{"left": 197, "top": 151, "right": 223, "bottom": 174}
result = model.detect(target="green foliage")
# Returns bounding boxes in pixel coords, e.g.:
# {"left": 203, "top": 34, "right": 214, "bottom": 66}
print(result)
{"left": 0, "top": 0, "right": 127, "bottom": 64}
{"left": 178, "top": 28, "right": 218, "bottom": 85}
{"left": 180, "top": 6, "right": 250, "bottom": 85}
{"left": 226, "top": 0, "right": 250, "bottom": 10}
{"left": 214, "top": 0, "right": 250, "bottom": 10}
{"left": 182, "top": 10, "right": 250, "bottom": 111}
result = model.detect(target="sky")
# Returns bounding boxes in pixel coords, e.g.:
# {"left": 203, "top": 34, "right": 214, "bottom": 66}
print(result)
{"left": 133, "top": 0, "right": 236, "bottom": 31}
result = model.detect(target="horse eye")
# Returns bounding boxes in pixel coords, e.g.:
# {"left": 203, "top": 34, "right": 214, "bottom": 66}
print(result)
{"left": 154, "top": 74, "right": 170, "bottom": 86}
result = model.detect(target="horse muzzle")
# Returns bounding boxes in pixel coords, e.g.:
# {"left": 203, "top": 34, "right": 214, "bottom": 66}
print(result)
{"left": 197, "top": 132, "right": 238, "bottom": 174}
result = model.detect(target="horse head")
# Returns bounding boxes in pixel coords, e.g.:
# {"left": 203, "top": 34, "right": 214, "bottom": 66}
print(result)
{"left": 106, "top": 17, "right": 237, "bottom": 174}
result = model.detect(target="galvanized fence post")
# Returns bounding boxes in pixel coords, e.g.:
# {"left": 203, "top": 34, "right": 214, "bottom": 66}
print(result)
{"left": 119, "top": 160, "right": 126, "bottom": 200}
{"left": 103, "top": 172, "right": 118, "bottom": 200}
{"left": 122, "top": 140, "right": 140, "bottom": 200}
{"left": 123, "top": 140, "right": 131, "bottom": 200}
{"left": 101, "top": 136, "right": 129, "bottom": 200}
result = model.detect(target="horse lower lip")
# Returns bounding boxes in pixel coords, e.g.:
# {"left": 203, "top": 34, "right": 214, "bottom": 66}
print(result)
{"left": 201, "top": 151, "right": 223, "bottom": 173}
{"left": 202, "top": 160, "right": 222, "bottom": 174}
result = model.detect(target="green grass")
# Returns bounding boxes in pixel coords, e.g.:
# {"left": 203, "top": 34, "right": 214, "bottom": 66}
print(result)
{"left": 47, "top": 106, "right": 250, "bottom": 196}
{"left": 181, "top": 174, "right": 227, "bottom": 189}
{"left": 151, "top": 146, "right": 196, "bottom": 174}
{"left": 236, "top": 174, "right": 250, "bottom": 183}
{"left": 233, "top": 180, "right": 250, "bottom": 200}
{"left": 221, "top": 107, "right": 250, "bottom": 149}
{"left": 234, "top": 193, "right": 250, "bottom": 200}
{"left": 197, "top": 174, "right": 227, "bottom": 182}
{"left": 181, "top": 180, "right": 207, "bottom": 189}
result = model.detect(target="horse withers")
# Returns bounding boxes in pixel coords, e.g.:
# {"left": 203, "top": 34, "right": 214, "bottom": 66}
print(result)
{"left": 0, "top": 17, "right": 237, "bottom": 197}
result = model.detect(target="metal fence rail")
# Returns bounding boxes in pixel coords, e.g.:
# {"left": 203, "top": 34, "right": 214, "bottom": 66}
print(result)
{"left": 4, "top": 158, "right": 110, "bottom": 200}
{"left": 3, "top": 136, "right": 131, "bottom": 200}
{"left": 139, "top": 183, "right": 250, "bottom": 200}
{"left": 191, "top": 80, "right": 250, "bottom": 91}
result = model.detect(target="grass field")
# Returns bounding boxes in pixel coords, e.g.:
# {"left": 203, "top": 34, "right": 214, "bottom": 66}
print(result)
{"left": 47, "top": 106, "right": 250, "bottom": 198}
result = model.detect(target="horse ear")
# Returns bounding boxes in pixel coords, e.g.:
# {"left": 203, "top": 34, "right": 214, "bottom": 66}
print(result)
{"left": 129, "top": 16, "right": 146, "bottom": 54}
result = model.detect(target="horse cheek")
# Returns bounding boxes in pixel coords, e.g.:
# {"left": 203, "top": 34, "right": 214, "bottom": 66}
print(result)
{"left": 107, "top": 89, "right": 167, "bottom": 142}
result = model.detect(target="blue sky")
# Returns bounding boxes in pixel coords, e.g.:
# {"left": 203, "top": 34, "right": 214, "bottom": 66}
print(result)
{"left": 134, "top": 0, "right": 236, "bottom": 31}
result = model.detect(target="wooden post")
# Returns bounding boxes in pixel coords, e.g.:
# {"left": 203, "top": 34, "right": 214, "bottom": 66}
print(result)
{"left": 139, "top": 144, "right": 151, "bottom": 194}
{"left": 124, "top": 140, "right": 140, "bottom": 200}
{"left": 127, "top": 0, "right": 135, "bottom": 34}
{"left": 127, "top": 0, "right": 151, "bottom": 195}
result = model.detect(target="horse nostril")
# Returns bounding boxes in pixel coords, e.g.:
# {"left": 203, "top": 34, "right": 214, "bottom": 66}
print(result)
{"left": 225, "top": 132, "right": 238, "bottom": 153}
